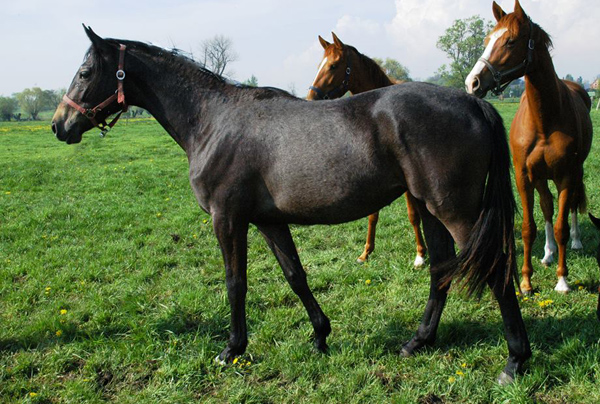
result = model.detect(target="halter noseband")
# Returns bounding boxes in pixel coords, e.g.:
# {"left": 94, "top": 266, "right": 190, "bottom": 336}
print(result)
{"left": 62, "top": 44, "right": 128, "bottom": 136}
{"left": 309, "top": 50, "right": 352, "bottom": 100}
{"left": 478, "top": 19, "right": 535, "bottom": 96}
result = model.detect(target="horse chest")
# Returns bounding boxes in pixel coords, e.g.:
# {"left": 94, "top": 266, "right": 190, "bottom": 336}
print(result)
{"left": 521, "top": 132, "right": 576, "bottom": 180}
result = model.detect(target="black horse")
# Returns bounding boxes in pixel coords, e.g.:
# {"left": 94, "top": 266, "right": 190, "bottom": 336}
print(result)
{"left": 52, "top": 26, "right": 531, "bottom": 383}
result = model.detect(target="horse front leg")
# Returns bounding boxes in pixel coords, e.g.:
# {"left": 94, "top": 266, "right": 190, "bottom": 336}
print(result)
{"left": 357, "top": 212, "right": 379, "bottom": 263}
{"left": 402, "top": 209, "right": 454, "bottom": 355}
{"left": 536, "top": 181, "right": 557, "bottom": 266}
{"left": 257, "top": 223, "right": 331, "bottom": 352}
{"left": 406, "top": 192, "right": 427, "bottom": 267}
{"left": 213, "top": 214, "right": 250, "bottom": 364}
{"left": 516, "top": 172, "right": 536, "bottom": 295}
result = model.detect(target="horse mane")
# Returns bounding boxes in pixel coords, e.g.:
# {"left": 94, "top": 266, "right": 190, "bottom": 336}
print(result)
{"left": 502, "top": 14, "right": 553, "bottom": 51}
{"left": 346, "top": 46, "right": 395, "bottom": 87}
{"left": 98, "top": 38, "right": 297, "bottom": 100}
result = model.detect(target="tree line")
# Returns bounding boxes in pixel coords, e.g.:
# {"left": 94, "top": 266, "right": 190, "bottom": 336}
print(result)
{"left": 3, "top": 16, "right": 597, "bottom": 122}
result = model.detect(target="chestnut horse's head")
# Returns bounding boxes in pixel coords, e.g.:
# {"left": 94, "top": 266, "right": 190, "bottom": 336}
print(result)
{"left": 52, "top": 25, "right": 128, "bottom": 144}
{"left": 306, "top": 32, "right": 351, "bottom": 100}
{"left": 589, "top": 213, "right": 600, "bottom": 322}
{"left": 465, "top": 0, "right": 550, "bottom": 98}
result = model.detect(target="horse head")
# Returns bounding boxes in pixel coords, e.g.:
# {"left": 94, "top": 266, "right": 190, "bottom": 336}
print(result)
{"left": 306, "top": 32, "right": 351, "bottom": 100}
{"left": 588, "top": 213, "right": 600, "bottom": 322}
{"left": 465, "top": 0, "right": 541, "bottom": 98}
{"left": 52, "top": 25, "right": 128, "bottom": 144}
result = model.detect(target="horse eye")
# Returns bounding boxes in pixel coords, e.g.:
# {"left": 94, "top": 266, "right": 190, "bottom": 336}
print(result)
{"left": 330, "top": 64, "right": 337, "bottom": 70}
{"left": 79, "top": 70, "right": 91, "bottom": 79}
{"left": 506, "top": 39, "right": 516, "bottom": 48}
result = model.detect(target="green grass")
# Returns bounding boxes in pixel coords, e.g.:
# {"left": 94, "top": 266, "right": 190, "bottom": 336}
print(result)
{"left": 1, "top": 107, "right": 599, "bottom": 403}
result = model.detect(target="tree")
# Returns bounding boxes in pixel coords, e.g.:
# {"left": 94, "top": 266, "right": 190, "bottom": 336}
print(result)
{"left": 0, "top": 96, "right": 18, "bottom": 121}
{"left": 436, "top": 15, "right": 494, "bottom": 89}
{"left": 243, "top": 75, "right": 258, "bottom": 87}
{"left": 44, "top": 88, "right": 65, "bottom": 109}
{"left": 15, "top": 87, "right": 50, "bottom": 120}
{"left": 564, "top": 74, "right": 574, "bottom": 81}
{"left": 372, "top": 57, "right": 411, "bottom": 82}
{"left": 199, "top": 35, "right": 237, "bottom": 77}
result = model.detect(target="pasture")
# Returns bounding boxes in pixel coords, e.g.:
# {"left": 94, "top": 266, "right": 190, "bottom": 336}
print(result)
{"left": 1, "top": 103, "right": 599, "bottom": 403}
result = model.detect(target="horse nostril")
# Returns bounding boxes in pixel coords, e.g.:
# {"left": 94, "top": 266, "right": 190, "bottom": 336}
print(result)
{"left": 51, "top": 122, "right": 58, "bottom": 135}
{"left": 472, "top": 76, "right": 481, "bottom": 92}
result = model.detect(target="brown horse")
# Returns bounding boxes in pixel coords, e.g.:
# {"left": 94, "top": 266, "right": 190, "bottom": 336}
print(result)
{"left": 466, "top": 0, "right": 593, "bottom": 295}
{"left": 307, "top": 33, "right": 426, "bottom": 267}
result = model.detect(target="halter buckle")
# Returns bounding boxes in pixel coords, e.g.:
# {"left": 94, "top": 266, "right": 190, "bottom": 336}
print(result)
{"left": 85, "top": 109, "right": 96, "bottom": 119}
{"left": 116, "top": 70, "right": 126, "bottom": 80}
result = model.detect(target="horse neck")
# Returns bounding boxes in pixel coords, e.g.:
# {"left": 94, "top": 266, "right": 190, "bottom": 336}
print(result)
{"left": 347, "top": 50, "right": 394, "bottom": 94}
{"left": 125, "top": 47, "right": 230, "bottom": 151}
{"left": 522, "top": 46, "right": 563, "bottom": 130}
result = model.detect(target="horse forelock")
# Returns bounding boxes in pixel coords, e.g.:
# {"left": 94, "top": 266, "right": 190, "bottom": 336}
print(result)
{"left": 498, "top": 13, "right": 553, "bottom": 51}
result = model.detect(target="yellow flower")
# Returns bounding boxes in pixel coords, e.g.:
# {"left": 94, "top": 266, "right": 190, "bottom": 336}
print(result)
{"left": 456, "top": 370, "right": 464, "bottom": 376}
{"left": 56, "top": 330, "right": 63, "bottom": 337}
{"left": 233, "top": 357, "right": 239, "bottom": 365}
{"left": 156, "top": 212, "right": 162, "bottom": 217}
{"left": 45, "top": 287, "right": 51, "bottom": 291}
{"left": 448, "top": 376, "right": 456, "bottom": 383}
{"left": 461, "top": 362, "right": 467, "bottom": 368}
{"left": 538, "top": 299, "right": 553, "bottom": 308}
{"left": 29, "top": 392, "right": 38, "bottom": 397}
{"left": 523, "top": 297, "right": 529, "bottom": 301}
{"left": 203, "top": 219, "right": 208, "bottom": 224}
{"left": 4, "top": 191, "right": 10, "bottom": 195}
{"left": 60, "top": 309, "right": 67, "bottom": 315}
{"left": 515, "top": 291, "right": 520, "bottom": 296}
{"left": 578, "top": 285, "right": 584, "bottom": 290}
{"left": 365, "top": 279, "right": 372, "bottom": 285}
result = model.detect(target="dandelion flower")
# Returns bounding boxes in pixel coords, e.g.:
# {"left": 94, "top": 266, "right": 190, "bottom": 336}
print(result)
{"left": 233, "top": 357, "right": 238, "bottom": 365}
{"left": 29, "top": 392, "right": 38, "bottom": 397}
{"left": 448, "top": 376, "right": 456, "bottom": 383}
{"left": 60, "top": 309, "right": 67, "bottom": 315}
{"left": 56, "top": 330, "right": 63, "bottom": 337}
{"left": 456, "top": 370, "right": 464, "bottom": 376}
{"left": 365, "top": 279, "right": 372, "bottom": 285}
{"left": 461, "top": 362, "right": 467, "bottom": 368}
{"left": 578, "top": 285, "right": 584, "bottom": 291}
{"left": 156, "top": 212, "right": 162, "bottom": 218}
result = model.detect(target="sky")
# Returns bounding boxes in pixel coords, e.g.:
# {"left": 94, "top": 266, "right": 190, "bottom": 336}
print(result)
{"left": 1, "top": 0, "right": 599, "bottom": 97}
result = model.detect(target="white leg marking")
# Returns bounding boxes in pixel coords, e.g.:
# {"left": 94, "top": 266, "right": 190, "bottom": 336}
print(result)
{"left": 570, "top": 211, "right": 583, "bottom": 250}
{"left": 554, "top": 276, "right": 571, "bottom": 293}
{"left": 465, "top": 28, "right": 508, "bottom": 93}
{"left": 413, "top": 254, "right": 426, "bottom": 268}
{"left": 214, "top": 355, "right": 227, "bottom": 366}
{"left": 541, "top": 221, "right": 557, "bottom": 266}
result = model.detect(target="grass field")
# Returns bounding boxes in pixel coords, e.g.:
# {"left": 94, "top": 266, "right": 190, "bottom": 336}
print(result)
{"left": 1, "top": 103, "right": 600, "bottom": 403}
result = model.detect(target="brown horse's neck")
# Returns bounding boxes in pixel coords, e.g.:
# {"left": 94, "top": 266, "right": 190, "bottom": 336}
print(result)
{"left": 522, "top": 46, "right": 562, "bottom": 131}
{"left": 347, "top": 49, "right": 395, "bottom": 94}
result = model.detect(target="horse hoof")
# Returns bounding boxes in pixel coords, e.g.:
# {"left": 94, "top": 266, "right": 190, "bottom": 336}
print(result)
{"left": 214, "top": 355, "right": 228, "bottom": 366}
{"left": 497, "top": 371, "right": 514, "bottom": 385}
{"left": 521, "top": 288, "right": 533, "bottom": 296}
{"left": 400, "top": 347, "right": 412, "bottom": 358}
{"left": 554, "top": 277, "right": 571, "bottom": 294}
{"left": 356, "top": 257, "right": 367, "bottom": 264}
{"left": 413, "top": 255, "right": 426, "bottom": 268}
{"left": 540, "top": 256, "right": 554, "bottom": 266}
{"left": 571, "top": 240, "right": 583, "bottom": 250}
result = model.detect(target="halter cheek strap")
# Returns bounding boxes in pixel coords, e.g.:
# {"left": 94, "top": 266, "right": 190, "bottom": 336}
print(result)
{"left": 63, "top": 44, "right": 128, "bottom": 136}
{"left": 309, "top": 50, "right": 352, "bottom": 100}
{"left": 479, "top": 19, "right": 535, "bottom": 96}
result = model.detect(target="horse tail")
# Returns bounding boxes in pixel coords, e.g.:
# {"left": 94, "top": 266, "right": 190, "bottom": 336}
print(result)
{"left": 440, "top": 100, "right": 517, "bottom": 297}
{"left": 573, "top": 180, "right": 588, "bottom": 214}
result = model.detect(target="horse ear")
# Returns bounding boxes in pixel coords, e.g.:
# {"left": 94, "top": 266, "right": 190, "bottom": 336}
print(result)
{"left": 318, "top": 35, "right": 331, "bottom": 50}
{"left": 331, "top": 32, "right": 344, "bottom": 49}
{"left": 514, "top": 0, "right": 528, "bottom": 21}
{"left": 83, "top": 24, "right": 112, "bottom": 55}
{"left": 589, "top": 213, "right": 600, "bottom": 230}
{"left": 492, "top": 1, "right": 507, "bottom": 22}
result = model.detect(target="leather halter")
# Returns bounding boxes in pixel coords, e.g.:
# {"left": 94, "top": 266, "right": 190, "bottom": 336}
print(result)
{"left": 62, "top": 44, "right": 128, "bottom": 136}
{"left": 309, "top": 50, "right": 351, "bottom": 100}
{"left": 478, "top": 19, "right": 535, "bottom": 96}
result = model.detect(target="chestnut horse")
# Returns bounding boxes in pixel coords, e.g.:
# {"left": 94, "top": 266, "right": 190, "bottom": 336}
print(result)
{"left": 52, "top": 26, "right": 531, "bottom": 383}
{"left": 307, "top": 33, "right": 426, "bottom": 267}
{"left": 588, "top": 214, "right": 600, "bottom": 321}
{"left": 466, "top": 0, "right": 593, "bottom": 295}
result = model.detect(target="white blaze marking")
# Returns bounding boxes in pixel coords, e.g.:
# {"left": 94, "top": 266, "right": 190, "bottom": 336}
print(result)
{"left": 465, "top": 27, "right": 508, "bottom": 93}
{"left": 311, "top": 57, "right": 328, "bottom": 87}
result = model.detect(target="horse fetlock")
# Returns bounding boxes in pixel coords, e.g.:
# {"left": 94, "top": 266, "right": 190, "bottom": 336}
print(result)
{"left": 413, "top": 254, "right": 426, "bottom": 268}
{"left": 571, "top": 239, "right": 583, "bottom": 250}
{"left": 541, "top": 247, "right": 556, "bottom": 266}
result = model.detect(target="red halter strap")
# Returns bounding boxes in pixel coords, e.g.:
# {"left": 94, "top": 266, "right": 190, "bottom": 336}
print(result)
{"left": 63, "top": 44, "right": 128, "bottom": 136}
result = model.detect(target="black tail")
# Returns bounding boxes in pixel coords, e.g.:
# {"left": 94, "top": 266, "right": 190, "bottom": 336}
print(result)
{"left": 440, "top": 100, "right": 517, "bottom": 297}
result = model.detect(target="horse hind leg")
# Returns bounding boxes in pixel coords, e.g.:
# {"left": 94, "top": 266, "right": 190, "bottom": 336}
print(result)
{"left": 570, "top": 210, "right": 583, "bottom": 250}
{"left": 553, "top": 186, "right": 574, "bottom": 293}
{"left": 257, "top": 223, "right": 331, "bottom": 352}
{"left": 357, "top": 212, "right": 379, "bottom": 263}
{"left": 402, "top": 207, "right": 454, "bottom": 356}
{"left": 406, "top": 192, "right": 427, "bottom": 267}
{"left": 537, "top": 181, "right": 557, "bottom": 266}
